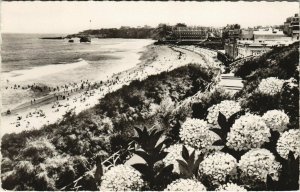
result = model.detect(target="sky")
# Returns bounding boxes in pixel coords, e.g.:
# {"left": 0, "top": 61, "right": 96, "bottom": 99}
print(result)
{"left": 1, "top": 1, "right": 298, "bottom": 34}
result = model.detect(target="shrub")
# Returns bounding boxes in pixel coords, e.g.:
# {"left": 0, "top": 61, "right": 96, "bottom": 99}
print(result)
{"left": 191, "top": 88, "right": 233, "bottom": 120}
{"left": 100, "top": 165, "right": 144, "bottom": 191}
{"left": 21, "top": 138, "right": 56, "bottom": 165}
{"left": 257, "top": 77, "right": 285, "bottom": 95}
{"left": 163, "top": 144, "right": 200, "bottom": 174}
{"left": 216, "top": 183, "right": 247, "bottom": 191}
{"left": 164, "top": 178, "right": 206, "bottom": 191}
{"left": 276, "top": 129, "right": 300, "bottom": 159}
{"left": 238, "top": 149, "right": 281, "bottom": 188}
{"left": 262, "top": 110, "right": 289, "bottom": 133}
{"left": 234, "top": 42, "right": 299, "bottom": 80}
{"left": 180, "top": 118, "right": 216, "bottom": 151}
{"left": 206, "top": 100, "right": 241, "bottom": 127}
{"left": 226, "top": 114, "right": 270, "bottom": 151}
{"left": 131, "top": 127, "right": 176, "bottom": 190}
{"left": 199, "top": 152, "right": 237, "bottom": 187}
{"left": 241, "top": 92, "right": 281, "bottom": 115}
{"left": 279, "top": 81, "right": 299, "bottom": 128}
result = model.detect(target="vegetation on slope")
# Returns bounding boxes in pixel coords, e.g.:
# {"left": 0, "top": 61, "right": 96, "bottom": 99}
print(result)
{"left": 1, "top": 64, "right": 217, "bottom": 191}
{"left": 233, "top": 42, "right": 299, "bottom": 128}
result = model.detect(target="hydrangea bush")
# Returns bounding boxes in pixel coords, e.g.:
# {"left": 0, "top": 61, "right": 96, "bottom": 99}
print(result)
{"left": 199, "top": 152, "right": 237, "bottom": 186}
{"left": 216, "top": 183, "right": 247, "bottom": 191}
{"left": 180, "top": 118, "right": 216, "bottom": 150}
{"left": 100, "top": 164, "right": 144, "bottom": 191}
{"left": 262, "top": 110, "right": 289, "bottom": 132}
{"left": 207, "top": 100, "right": 241, "bottom": 127}
{"left": 164, "top": 179, "right": 206, "bottom": 191}
{"left": 238, "top": 149, "right": 281, "bottom": 185}
{"left": 257, "top": 77, "right": 285, "bottom": 95}
{"left": 163, "top": 144, "right": 200, "bottom": 173}
{"left": 276, "top": 129, "right": 300, "bottom": 159}
{"left": 226, "top": 114, "right": 271, "bottom": 151}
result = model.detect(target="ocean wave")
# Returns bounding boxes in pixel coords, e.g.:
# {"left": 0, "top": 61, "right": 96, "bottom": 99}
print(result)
{"left": 2, "top": 59, "right": 89, "bottom": 82}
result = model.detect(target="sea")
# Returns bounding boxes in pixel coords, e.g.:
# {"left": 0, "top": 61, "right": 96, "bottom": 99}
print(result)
{"left": 1, "top": 33, "right": 154, "bottom": 110}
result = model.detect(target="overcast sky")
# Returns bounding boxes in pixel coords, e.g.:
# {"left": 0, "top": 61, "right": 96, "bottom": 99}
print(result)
{"left": 1, "top": 1, "right": 298, "bottom": 34}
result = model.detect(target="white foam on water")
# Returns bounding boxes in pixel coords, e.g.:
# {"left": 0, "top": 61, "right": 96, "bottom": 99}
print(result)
{"left": 2, "top": 59, "right": 89, "bottom": 83}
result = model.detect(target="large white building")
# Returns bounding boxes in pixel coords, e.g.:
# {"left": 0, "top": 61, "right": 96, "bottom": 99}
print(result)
{"left": 253, "top": 28, "right": 292, "bottom": 45}
{"left": 234, "top": 28, "right": 294, "bottom": 59}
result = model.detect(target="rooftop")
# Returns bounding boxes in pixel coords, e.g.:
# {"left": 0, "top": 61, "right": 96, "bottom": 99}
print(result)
{"left": 253, "top": 28, "right": 284, "bottom": 35}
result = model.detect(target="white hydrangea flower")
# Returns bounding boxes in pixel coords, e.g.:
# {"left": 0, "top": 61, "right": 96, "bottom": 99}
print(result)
{"left": 100, "top": 164, "right": 143, "bottom": 191}
{"left": 163, "top": 144, "right": 199, "bottom": 173}
{"left": 276, "top": 129, "right": 300, "bottom": 159}
{"left": 180, "top": 118, "right": 217, "bottom": 150}
{"left": 257, "top": 77, "right": 285, "bottom": 95}
{"left": 238, "top": 149, "right": 281, "bottom": 183}
{"left": 164, "top": 178, "right": 206, "bottom": 191}
{"left": 199, "top": 152, "right": 237, "bottom": 186}
{"left": 226, "top": 114, "right": 271, "bottom": 151}
{"left": 262, "top": 110, "right": 289, "bottom": 132}
{"left": 207, "top": 100, "right": 241, "bottom": 127}
{"left": 216, "top": 183, "right": 247, "bottom": 191}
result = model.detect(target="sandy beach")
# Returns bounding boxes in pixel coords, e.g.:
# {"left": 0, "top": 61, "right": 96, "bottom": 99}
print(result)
{"left": 1, "top": 44, "right": 220, "bottom": 136}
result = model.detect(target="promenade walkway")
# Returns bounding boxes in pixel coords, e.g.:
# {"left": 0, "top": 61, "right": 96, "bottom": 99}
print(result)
{"left": 219, "top": 73, "right": 243, "bottom": 93}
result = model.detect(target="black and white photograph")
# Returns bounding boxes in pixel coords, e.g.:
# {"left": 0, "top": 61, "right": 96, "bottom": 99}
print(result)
{"left": 1, "top": 1, "right": 299, "bottom": 191}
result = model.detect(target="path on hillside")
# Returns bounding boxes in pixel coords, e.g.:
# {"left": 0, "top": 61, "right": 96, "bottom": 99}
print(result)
{"left": 172, "top": 45, "right": 243, "bottom": 93}
{"left": 219, "top": 73, "right": 243, "bottom": 93}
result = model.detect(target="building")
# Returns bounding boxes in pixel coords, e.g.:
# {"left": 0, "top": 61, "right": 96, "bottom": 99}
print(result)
{"left": 225, "top": 27, "right": 294, "bottom": 60}
{"left": 253, "top": 28, "right": 292, "bottom": 44}
{"left": 239, "top": 29, "right": 254, "bottom": 40}
{"left": 173, "top": 26, "right": 208, "bottom": 42}
{"left": 283, "top": 13, "right": 300, "bottom": 40}
{"left": 224, "top": 43, "right": 238, "bottom": 60}
{"left": 237, "top": 43, "right": 272, "bottom": 58}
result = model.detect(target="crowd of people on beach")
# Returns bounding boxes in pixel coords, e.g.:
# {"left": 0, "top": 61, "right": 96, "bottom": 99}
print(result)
{"left": 3, "top": 45, "right": 220, "bottom": 133}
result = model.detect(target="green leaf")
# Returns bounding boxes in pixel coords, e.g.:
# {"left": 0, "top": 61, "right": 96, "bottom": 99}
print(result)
{"left": 266, "top": 174, "right": 277, "bottom": 190}
{"left": 132, "top": 163, "right": 153, "bottom": 180}
{"left": 154, "top": 140, "right": 166, "bottom": 154}
{"left": 134, "top": 150, "right": 151, "bottom": 164}
{"left": 155, "top": 164, "right": 174, "bottom": 180}
{"left": 182, "top": 145, "right": 190, "bottom": 162}
{"left": 149, "top": 129, "right": 157, "bottom": 137}
{"left": 209, "top": 128, "right": 223, "bottom": 139}
{"left": 151, "top": 130, "right": 164, "bottom": 148}
{"left": 158, "top": 151, "right": 168, "bottom": 160}
{"left": 188, "top": 150, "right": 195, "bottom": 167}
{"left": 177, "top": 159, "right": 192, "bottom": 178}
{"left": 218, "top": 112, "right": 228, "bottom": 129}
{"left": 227, "top": 111, "right": 240, "bottom": 127}
{"left": 142, "top": 127, "right": 149, "bottom": 137}
{"left": 193, "top": 154, "right": 204, "bottom": 177}
{"left": 134, "top": 127, "right": 144, "bottom": 138}
{"left": 213, "top": 140, "right": 224, "bottom": 146}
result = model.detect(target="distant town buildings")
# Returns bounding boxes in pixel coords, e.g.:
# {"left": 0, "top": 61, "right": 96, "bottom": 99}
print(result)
{"left": 224, "top": 14, "right": 299, "bottom": 60}
{"left": 283, "top": 13, "right": 299, "bottom": 40}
